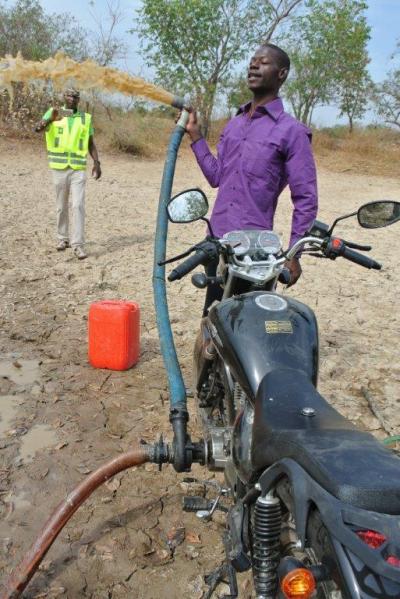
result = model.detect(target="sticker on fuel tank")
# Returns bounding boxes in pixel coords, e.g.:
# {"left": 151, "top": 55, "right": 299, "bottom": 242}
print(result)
{"left": 265, "top": 320, "right": 293, "bottom": 334}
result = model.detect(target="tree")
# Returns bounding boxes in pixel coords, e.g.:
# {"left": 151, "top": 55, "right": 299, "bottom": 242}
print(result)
{"left": 134, "top": 0, "right": 302, "bottom": 137}
{"left": 372, "top": 42, "right": 400, "bottom": 129}
{"left": 0, "top": 0, "right": 89, "bottom": 61}
{"left": 284, "top": 0, "right": 370, "bottom": 129}
{"left": 373, "top": 70, "right": 400, "bottom": 129}
{"left": 226, "top": 74, "right": 252, "bottom": 115}
{"left": 89, "top": 0, "right": 128, "bottom": 67}
{"left": 334, "top": 1, "right": 370, "bottom": 131}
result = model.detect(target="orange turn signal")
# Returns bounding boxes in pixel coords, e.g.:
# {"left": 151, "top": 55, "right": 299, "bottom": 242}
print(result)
{"left": 281, "top": 567, "right": 316, "bottom": 598}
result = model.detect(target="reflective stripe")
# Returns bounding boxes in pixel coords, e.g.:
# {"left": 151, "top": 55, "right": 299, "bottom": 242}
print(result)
{"left": 49, "top": 158, "right": 69, "bottom": 164}
{"left": 70, "top": 159, "right": 87, "bottom": 165}
{"left": 80, "top": 113, "right": 86, "bottom": 126}
{"left": 48, "top": 151, "right": 68, "bottom": 157}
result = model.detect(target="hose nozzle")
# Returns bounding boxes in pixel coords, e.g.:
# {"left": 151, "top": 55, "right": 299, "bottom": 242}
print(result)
{"left": 170, "top": 95, "right": 186, "bottom": 110}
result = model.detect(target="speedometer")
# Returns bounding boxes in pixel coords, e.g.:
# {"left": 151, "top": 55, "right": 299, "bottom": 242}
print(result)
{"left": 257, "top": 231, "right": 281, "bottom": 255}
{"left": 222, "top": 230, "right": 251, "bottom": 255}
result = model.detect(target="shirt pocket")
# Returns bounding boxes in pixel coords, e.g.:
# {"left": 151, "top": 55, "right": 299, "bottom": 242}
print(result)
{"left": 243, "top": 141, "right": 281, "bottom": 181}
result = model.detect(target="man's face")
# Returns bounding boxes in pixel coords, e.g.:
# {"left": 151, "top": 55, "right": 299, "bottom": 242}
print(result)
{"left": 64, "top": 92, "right": 79, "bottom": 110}
{"left": 247, "top": 47, "right": 287, "bottom": 93}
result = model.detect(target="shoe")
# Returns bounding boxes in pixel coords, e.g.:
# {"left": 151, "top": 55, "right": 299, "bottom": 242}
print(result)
{"left": 73, "top": 246, "right": 88, "bottom": 260}
{"left": 56, "top": 240, "right": 70, "bottom": 251}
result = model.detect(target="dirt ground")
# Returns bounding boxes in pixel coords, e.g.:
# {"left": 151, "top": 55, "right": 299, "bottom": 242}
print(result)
{"left": 0, "top": 134, "right": 400, "bottom": 599}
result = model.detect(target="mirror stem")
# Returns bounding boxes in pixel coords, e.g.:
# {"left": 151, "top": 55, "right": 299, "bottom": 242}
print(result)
{"left": 328, "top": 210, "right": 358, "bottom": 235}
{"left": 201, "top": 217, "right": 215, "bottom": 238}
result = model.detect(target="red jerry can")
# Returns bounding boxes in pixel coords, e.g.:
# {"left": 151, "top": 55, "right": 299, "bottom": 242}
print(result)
{"left": 88, "top": 300, "right": 140, "bottom": 370}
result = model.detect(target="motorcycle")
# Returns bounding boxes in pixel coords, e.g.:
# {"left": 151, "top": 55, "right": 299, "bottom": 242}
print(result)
{"left": 162, "top": 191, "right": 400, "bottom": 599}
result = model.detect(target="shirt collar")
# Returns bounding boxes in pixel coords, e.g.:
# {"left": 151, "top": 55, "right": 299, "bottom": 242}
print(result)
{"left": 237, "top": 97, "right": 284, "bottom": 121}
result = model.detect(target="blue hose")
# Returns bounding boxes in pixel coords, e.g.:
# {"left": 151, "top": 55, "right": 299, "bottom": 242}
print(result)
{"left": 152, "top": 113, "right": 189, "bottom": 412}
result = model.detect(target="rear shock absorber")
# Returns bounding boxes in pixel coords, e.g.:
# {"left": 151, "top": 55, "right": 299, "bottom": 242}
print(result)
{"left": 252, "top": 493, "right": 281, "bottom": 598}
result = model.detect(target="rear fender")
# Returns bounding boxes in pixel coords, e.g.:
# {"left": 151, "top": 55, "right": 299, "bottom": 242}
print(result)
{"left": 258, "top": 459, "right": 400, "bottom": 595}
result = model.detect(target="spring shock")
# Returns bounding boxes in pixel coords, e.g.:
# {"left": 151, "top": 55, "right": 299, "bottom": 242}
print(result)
{"left": 252, "top": 493, "right": 281, "bottom": 598}
{"left": 233, "top": 382, "right": 246, "bottom": 412}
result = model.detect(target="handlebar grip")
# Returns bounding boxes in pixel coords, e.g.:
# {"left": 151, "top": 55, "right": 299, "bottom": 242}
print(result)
{"left": 168, "top": 250, "right": 206, "bottom": 281}
{"left": 342, "top": 246, "right": 381, "bottom": 270}
{"left": 278, "top": 268, "right": 291, "bottom": 285}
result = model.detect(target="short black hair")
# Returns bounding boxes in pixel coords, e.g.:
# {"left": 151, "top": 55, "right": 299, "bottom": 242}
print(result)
{"left": 260, "top": 43, "right": 290, "bottom": 71}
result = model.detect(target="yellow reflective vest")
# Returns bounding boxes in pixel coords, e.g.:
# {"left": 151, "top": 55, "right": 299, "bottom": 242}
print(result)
{"left": 45, "top": 112, "right": 92, "bottom": 170}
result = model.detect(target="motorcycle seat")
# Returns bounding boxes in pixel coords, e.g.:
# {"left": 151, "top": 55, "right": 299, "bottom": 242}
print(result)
{"left": 252, "top": 368, "right": 400, "bottom": 514}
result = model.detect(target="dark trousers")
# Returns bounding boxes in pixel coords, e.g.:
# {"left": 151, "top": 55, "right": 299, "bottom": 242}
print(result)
{"left": 203, "top": 259, "right": 223, "bottom": 316}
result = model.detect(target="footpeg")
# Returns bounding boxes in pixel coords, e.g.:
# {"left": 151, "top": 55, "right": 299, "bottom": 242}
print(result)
{"left": 182, "top": 494, "right": 228, "bottom": 520}
{"left": 183, "top": 496, "right": 211, "bottom": 512}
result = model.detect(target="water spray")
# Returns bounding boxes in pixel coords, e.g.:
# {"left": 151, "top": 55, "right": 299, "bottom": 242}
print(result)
{"left": 0, "top": 52, "right": 186, "bottom": 111}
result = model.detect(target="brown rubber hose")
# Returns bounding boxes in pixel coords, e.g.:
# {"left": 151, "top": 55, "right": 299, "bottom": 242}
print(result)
{"left": 1, "top": 446, "right": 151, "bottom": 599}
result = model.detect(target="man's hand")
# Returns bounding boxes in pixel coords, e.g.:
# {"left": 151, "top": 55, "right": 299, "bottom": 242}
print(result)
{"left": 176, "top": 108, "right": 202, "bottom": 143}
{"left": 92, "top": 161, "right": 102, "bottom": 180}
{"left": 34, "top": 108, "right": 61, "bottom": 132}
{"left": 50, "top": 108, "right": 60, "bottom": 122}
{"left": 284, "top": 257, "right": 302, "bottom": 287}
{"left": 186, "top": 109, "right": 203, "bottom": 143}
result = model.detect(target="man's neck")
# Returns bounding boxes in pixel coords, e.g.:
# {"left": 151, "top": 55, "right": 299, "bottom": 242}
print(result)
{"left": 251, "top": 91, "right": 279, "bottom": 111}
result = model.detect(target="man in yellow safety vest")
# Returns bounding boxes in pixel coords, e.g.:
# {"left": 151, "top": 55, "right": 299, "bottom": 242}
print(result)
{"left": 35, "top": 88, "right": 102, "bottom": 260}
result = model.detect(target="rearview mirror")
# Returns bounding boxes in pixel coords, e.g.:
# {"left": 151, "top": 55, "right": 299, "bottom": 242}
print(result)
{"left": 358, "top": 201, "right": 400, "bottom": 229}
{"left": 167, "top": 189, "right": 208, "bottom": 223}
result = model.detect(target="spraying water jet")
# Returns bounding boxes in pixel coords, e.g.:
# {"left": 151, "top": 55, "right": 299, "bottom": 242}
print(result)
{"left": 0, "top": 52, "right": 185, "bottom": 110}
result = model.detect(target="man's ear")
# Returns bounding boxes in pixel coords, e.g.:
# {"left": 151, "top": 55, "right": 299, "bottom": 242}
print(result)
{"left": 278, "top": 68, "right": 289, "bottom": 85}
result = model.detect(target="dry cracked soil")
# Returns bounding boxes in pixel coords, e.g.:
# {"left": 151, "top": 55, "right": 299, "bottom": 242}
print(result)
{"left": 0, "top": 134, "right": 400, "bottom": 598}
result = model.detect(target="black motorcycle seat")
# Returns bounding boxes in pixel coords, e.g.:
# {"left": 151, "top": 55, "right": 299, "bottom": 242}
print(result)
{"left": 252, "top": 368, "right": 400, "bottom": 514}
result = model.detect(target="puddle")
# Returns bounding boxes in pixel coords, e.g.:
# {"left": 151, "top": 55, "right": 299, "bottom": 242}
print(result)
{"left": 19, "top": 424, "right": 58, "bottom": 462}
{"left": 0, "top": 359, "right": 40, "bottom": 387}
{"left": 0, "top": 394, "right": 22, "bottom": 436}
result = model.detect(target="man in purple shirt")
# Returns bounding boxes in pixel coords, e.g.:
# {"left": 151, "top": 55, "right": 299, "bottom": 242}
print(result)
{"left": 185, "top": 43, "right": 318, "bottom": 306}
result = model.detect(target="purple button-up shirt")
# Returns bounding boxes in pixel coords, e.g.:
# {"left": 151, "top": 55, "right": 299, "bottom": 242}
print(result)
{"left": 191, "top": 97, "right": 318, "bottom": 249}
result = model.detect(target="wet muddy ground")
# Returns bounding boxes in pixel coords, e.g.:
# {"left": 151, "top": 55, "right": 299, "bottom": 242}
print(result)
{"left": 0, "top": 135, "right": 399, "bottom": 598}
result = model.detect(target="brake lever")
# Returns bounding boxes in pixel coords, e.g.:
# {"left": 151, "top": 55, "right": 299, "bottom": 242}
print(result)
{"left": 157, "top": 247, "right": 194, "bottom": 266}
{"left": 341, "top": 239, "right": 372, "bottom": 251}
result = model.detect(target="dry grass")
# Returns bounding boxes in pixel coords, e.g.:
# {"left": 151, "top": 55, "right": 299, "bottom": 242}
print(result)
{"left": 208, "top": 120, "right": 400, "bottom": 179}
{"left": 1, "top": 106, "right": 399, "bottom": 177}
{"left": 93, "top": 108, "right": 177, "bottom": 159}
{"left": 312, "top": 126, "right": 400, "bottom": 178}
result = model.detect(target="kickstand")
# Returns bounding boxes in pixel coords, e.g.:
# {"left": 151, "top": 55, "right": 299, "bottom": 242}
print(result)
{"left": 204, "top": 562, "right": 238, "bottom": 599}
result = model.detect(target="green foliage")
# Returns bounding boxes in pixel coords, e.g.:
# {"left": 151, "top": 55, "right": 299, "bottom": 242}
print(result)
{"left": 373, "top": 70, "right": 400, "bottom": 129}
{"left": 0, "top": 0, "right": 89, "bottom": 61}
{"left": 226, "top": 74, "right": 252, "bottom": 114}
{"left": 284, "top": 0, "right": 370, "bottom": 129}
{"left": 0, "top": 0, "right": 90, "bottom": 128}
{"left": 134, "top": 0, "right": 301, "bottom": 136}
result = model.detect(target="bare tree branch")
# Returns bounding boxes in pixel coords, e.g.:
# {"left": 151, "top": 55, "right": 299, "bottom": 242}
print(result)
{"left": 263, "top": 0, "right": 303, "bottom": 42}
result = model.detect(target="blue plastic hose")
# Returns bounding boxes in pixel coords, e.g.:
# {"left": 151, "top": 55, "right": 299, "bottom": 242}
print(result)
{"left": 152, "top": 112, "right": 189, "bottom": 410}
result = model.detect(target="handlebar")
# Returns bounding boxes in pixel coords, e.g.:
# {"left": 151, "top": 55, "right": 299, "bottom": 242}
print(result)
{"left": 166, "top": 232, "right": 382, "bottom": 284}
{"left": 341, "top": 245, "right": 381, "bottom": 270}
{"left": 324, "top": 238, "right": 381, "bottom": 270}
{"left": 167, "top": 239, "right": 220, "bottom": 281}
{"left": 168, "top": 250, "right": 208, "bottom": 281}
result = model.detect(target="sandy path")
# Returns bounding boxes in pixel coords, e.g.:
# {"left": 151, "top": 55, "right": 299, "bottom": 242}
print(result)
{"left": 0, "top": 135, "right": 399, "bottom": 598}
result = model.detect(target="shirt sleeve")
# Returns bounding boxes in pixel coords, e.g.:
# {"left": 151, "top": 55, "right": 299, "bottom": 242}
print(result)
{"left": 285, "top": 125, "right": 318, "bottom": 250}
{"left": 190, "top": 133, "right": 226, "bottom": 188}
{"left": 42, "top": 108, "right": 53, "bottom": 120}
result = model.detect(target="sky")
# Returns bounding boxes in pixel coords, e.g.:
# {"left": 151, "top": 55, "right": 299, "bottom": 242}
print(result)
{"left": 39, "top": 0, "right": 400, "bottom": 126}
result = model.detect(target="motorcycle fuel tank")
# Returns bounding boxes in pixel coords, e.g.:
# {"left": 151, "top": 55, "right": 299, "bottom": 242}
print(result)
{"left": 208, "top": 291, "right": 319, "bottom": 402}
